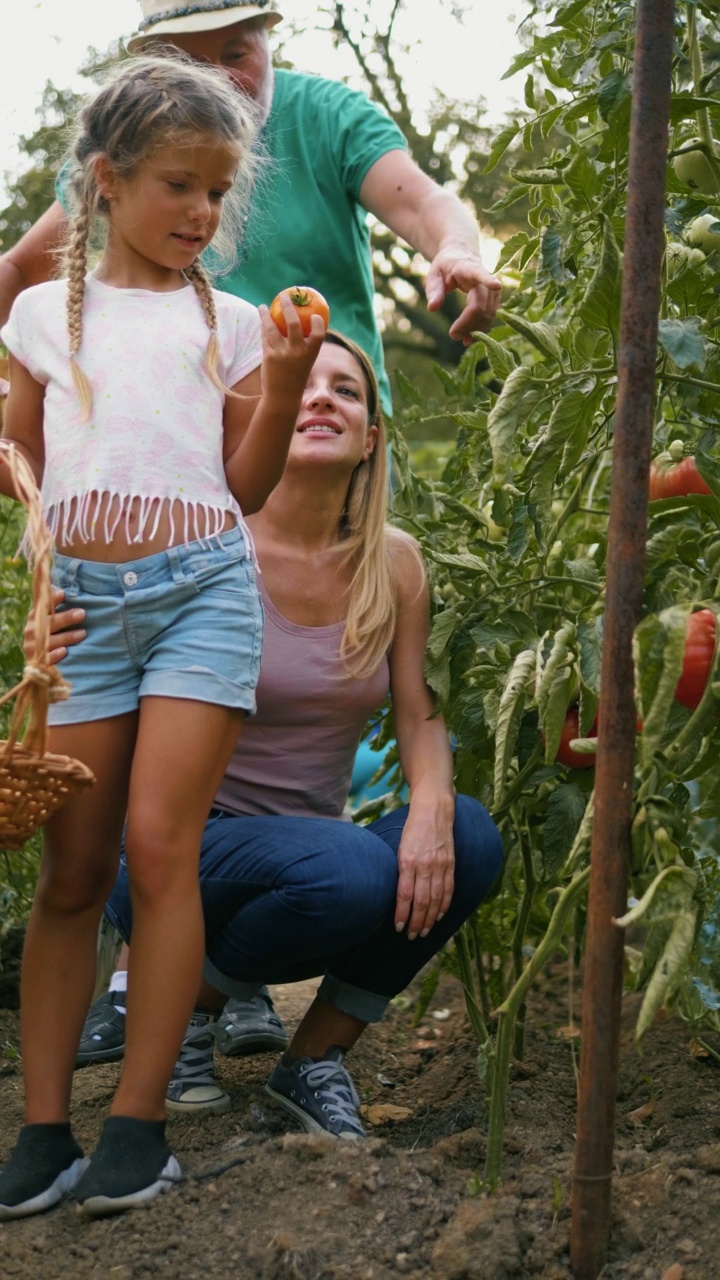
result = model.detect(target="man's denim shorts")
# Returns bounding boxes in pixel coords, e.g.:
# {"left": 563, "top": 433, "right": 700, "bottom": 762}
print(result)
{"left": 49, "top": 526, "right": 263, "bottom": 725}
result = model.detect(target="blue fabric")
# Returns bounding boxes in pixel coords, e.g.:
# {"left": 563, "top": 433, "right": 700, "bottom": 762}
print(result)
{"left": 105, "top": 793, "right": 503, "bottom": 1022}
{"left": 49, "top": 527, "right": 263, "bottom": 722}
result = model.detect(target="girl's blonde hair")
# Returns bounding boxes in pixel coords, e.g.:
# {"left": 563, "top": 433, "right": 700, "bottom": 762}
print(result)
{"left": 63, "top": 54, "right": 259, "bottom": 417}
{"left": 325, "top": 332, "right": 419, "bottom": 679}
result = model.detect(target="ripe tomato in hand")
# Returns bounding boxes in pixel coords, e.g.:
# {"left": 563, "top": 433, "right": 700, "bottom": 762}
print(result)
{"left": 555, "top": 707, "right": 597, "bottom": 769}
{"left": 269, "top": 286, "right": 330, "bottom": 336}
{"left": 648, "top": 456, "right": 711, "bottom": 501}
{"left": 675, "top": 609, "right": 716, "bottom": 709}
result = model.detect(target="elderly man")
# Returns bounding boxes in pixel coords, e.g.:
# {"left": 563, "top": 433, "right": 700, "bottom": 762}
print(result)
{"left": 0, "top": 0, "right": 500, "bottom": 415}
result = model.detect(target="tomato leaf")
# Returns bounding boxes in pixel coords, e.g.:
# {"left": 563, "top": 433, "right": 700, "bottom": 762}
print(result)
{"left": 487, "top": 367, "right": 542, "bottom": 487}
{"left": 497, "top": 310, "right": 564, "bottom": 365}
{"left": 616, "top": 866, "right": 698, "bottom": 1041}
{"left": 657, "top": 317, "right": 706, "bottom": 371}
{"left": 473, "top": 332, "right": 517, "bottom": 382}
{"left": 578, "top": 217, "right": 622, "bottom": 336}
{"left": 536, "top": 621, "right": 576, "bottom": 763}
{"left": 563, "top": 148, "right": 601, "bottom": 203}
{"left": 493, "top": 649, "right": 537, "bottom": 808}
{"left": 542, "top": 782, "right": 587, "bottom": 876}
{"left": 482, "top": 121, "right": 522, "bottom": 174}
{"left": 635, "top": 607, "right": 688, "bottom": 769}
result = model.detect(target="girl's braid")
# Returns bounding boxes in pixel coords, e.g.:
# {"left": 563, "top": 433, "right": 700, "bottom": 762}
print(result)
{"left": 184, "top": 258, "right": 229, "bottom": 397}
{"left": 66, "top": 199, "right": 94, "bottom": 418}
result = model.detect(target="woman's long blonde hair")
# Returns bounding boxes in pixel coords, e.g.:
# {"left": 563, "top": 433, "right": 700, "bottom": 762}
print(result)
{"left": 326, "top": 332, "right": 417, "bottom": 679}
{"left": 62, "top": 54, "right": 259, "bottom": 418}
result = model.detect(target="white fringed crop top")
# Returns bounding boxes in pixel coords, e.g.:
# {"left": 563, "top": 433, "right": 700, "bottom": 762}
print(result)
{"left": 0, "top": 275, "right": 262, "bottom": 547}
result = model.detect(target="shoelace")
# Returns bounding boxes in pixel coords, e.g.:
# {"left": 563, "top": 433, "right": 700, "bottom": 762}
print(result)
{"left": 299, "top": 1059, "right": 364, "bottom": 1134}
{"left": 171, "top": 1022, "right": 216, "bottom": 1087}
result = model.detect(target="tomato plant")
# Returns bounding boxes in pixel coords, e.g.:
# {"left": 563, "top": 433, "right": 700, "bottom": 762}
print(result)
{"left": 649, "top": 455, "right": 712, "bottom": 500}
{"left": 387, "top": 0, "right": 720, "bottom": 1186}
{"left": 269, "top": 286, "right": 330, "bottom": 336}
{"left": 675, "top": 609, "right": 716, "bottom": 709}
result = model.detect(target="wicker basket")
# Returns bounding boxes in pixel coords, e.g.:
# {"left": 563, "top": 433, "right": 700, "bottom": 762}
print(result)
{"left": 0, "top": 444, "right": 95, "bottom": 851}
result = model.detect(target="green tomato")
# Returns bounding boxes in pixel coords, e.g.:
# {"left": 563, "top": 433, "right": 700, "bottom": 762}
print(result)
{"left": 688, "top": 213, "right": 720, "bottom": 253}
{"left": 481, "top": 504, "right": 505, "bottom": 543}
{"left": 673, "top": 141, "right": 720, "bottom": 195}
{"left": 704, "top": 537, "right": 720, "bottom": 571}
{"left": 666, "top": 242, "right": 706, "bottom": 275}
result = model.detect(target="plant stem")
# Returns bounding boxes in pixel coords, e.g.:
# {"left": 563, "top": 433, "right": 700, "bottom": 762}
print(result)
{"left": 455, "top": 925, "right": 490, "bottom": 1046}
{"left": 511, "top": 818, "right": 536, "bottom": 1060}
{"left": 686, "top": 4, "right": 720, "bottom": 181}
{"left": 483, "top": 1007, "right": 514, "bottom": 1188}
{"left": 482, "top": 867, "right": 590, "bottom": 1188}
{"left": 470, "top": 915, "right": 493, "bottom": 1022}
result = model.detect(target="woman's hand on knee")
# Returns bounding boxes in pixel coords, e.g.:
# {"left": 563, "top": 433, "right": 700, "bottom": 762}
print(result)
{"left": 24, "top": 588, "right": 86, "bottom": 665}
{"left": 394, "top": 804, "right": 455, "bottom": 941}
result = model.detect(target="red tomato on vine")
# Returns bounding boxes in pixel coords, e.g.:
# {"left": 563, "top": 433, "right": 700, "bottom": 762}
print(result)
{"left": 269, "top": 286, "right": 330, "bottom": 336}
{"left": 675, "top": 609, "right": 716, "bottom": 709}
{"left": 648, "top": 456, "right": 711, "bottom": 501}
{"left": 554, "top": 707, "right": 597, "bottom": 769}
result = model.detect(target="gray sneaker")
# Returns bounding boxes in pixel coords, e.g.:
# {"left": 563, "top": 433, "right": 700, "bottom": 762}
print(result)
{"left": 265, "top": 1047, "right": 366, "bottom": 1139}
{"left": 215, "top": 988, "right": 289, "bottom": 1057}
{"left": 165, "top": 1013, "right": 231, "bottom": 1115}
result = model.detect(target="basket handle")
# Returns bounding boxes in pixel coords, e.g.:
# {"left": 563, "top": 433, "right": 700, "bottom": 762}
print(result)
{"left": 0, "top": 443, "right": 70, "bottom": 760}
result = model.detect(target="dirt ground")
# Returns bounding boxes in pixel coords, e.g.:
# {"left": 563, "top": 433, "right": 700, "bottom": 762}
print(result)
{"left": 1, "top": 956, "right": 719, "bottom": 1280}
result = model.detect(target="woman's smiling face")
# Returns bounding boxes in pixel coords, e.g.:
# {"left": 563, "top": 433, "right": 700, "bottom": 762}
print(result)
{"left": 291, "top": 342, "right": 378, "bottom": 470}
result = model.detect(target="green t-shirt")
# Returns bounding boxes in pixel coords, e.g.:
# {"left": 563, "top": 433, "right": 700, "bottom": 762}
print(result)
{"left": 226, "top": 70, "right": 407, "bottom": 413}
{"left": 56, "top": 69, "right": 407, "bottom": 413}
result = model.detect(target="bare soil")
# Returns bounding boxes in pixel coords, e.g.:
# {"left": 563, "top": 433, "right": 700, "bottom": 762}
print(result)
{"left": 0, "top": 962, "right": 719, "bottom": 1280}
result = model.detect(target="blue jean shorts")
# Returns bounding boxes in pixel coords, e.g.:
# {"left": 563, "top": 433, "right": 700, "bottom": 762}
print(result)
{"left": 49, "top": 526, "right": 264, "bottom": 725}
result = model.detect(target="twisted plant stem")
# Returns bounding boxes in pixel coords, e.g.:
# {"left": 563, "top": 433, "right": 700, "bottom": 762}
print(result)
{"left": 483, "top": 867, "right": 591, "bottom": 1187}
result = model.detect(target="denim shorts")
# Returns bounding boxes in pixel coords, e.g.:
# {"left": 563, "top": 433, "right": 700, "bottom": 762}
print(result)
{"left": 49, "top": 526, "right": 264, "bottom": 724}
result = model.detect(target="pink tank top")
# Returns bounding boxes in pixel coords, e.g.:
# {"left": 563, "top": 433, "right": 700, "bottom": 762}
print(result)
{"left": 214, "top": 582, "right": 391, "bottom": 820}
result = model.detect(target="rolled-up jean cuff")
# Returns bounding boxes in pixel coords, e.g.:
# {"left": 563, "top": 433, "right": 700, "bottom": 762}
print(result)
{"left": 202, "top": 957, "right": 263, "bottom": 1001}
{"left": 318, "top": 974, "right": 389, "bottom": 1023}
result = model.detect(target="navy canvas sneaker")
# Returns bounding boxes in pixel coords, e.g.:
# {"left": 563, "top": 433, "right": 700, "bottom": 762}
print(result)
{"left": 266, "top": 1047, "right": 366, "bottom": 1139}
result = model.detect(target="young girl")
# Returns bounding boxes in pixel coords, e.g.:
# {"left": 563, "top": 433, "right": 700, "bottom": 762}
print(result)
{"left": 0, "top": 55, "right": 324, "bottom": 1219}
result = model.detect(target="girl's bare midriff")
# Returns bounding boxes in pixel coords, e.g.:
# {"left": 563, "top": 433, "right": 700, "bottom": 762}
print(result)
{"left": 55, "top": 495, "right": 238, "bottom": 562}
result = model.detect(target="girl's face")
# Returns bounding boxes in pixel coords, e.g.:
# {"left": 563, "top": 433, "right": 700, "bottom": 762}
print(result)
{"left": 290, "top": 343, "right": 378, "bottom": 471}
{"left": 98, "top": 140, "right": 238, "bottom": 283}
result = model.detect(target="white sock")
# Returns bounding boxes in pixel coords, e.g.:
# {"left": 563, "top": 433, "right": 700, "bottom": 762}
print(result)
{"left": 108, "top": 969, "right": 128, "bottom": 1013}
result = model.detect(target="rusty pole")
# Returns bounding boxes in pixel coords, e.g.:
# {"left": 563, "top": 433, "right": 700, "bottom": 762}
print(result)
{"left": 569, "top": 2, "right": 676, "bottom": 1277}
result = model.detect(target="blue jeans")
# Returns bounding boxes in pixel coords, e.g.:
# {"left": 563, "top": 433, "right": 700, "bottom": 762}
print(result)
{"left": 105, "top": 794, "right": 503, "bottom": 1023}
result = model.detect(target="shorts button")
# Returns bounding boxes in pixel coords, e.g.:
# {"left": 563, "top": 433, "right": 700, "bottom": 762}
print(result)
{"left": 123, "top": 571, "right": 138, "bottom": 587}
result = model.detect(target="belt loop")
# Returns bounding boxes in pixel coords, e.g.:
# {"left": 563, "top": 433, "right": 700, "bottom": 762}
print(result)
{"left": 167, "top": 545, "right": 185, "bottom": 586}
{"left": 63, "top": 557, "right": 82, "bottom": 596}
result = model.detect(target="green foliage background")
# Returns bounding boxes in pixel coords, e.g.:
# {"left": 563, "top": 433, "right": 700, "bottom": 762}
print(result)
{"left": 4, "top": 0, "right": 720, "bottom": 1180}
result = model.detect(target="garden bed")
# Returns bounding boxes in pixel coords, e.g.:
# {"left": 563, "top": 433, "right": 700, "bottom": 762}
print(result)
{"left": 0, "top": 969, "right": 718, "bottom": 1279}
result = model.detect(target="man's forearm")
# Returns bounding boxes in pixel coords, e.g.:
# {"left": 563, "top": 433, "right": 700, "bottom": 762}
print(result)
{"left": 0, "top": 258, "right": 27, "bottom": 328}
{"left": 0, "top": 202, "right": 70, "bottom": 327}
{"left": 406, "top": 185, "right": 482, "bottom": 265}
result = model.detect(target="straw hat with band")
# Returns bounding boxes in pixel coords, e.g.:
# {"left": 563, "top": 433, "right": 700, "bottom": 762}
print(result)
{"left": 128, "top": 0, "right": 283, "bottom": 52}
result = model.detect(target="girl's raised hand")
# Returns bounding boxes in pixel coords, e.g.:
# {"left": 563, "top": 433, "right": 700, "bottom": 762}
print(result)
{"left": 258, "top": 294, "right": 326, "bottom": 397}
{"left": 23, "top": 589, "right": 86, "bottom": 666}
